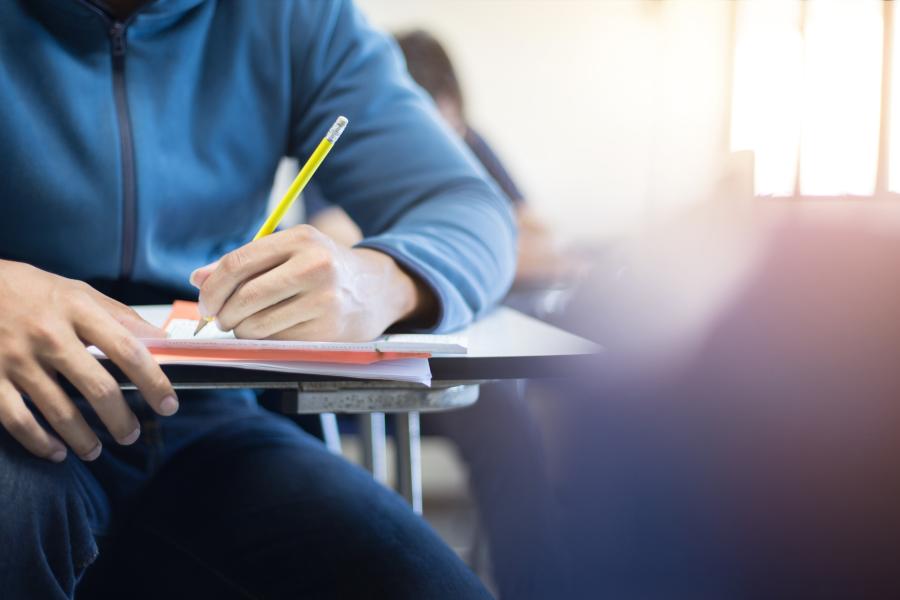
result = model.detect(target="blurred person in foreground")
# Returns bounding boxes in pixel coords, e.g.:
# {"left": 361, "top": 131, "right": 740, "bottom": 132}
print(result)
{"left": 0, "top": 2, "right": 515, "bottom": 598}
{"left": 305, "top": 29, "right": 570, "bottom": 598}
{"left": 554, "top": 203, "right": 900, "bottom": 598}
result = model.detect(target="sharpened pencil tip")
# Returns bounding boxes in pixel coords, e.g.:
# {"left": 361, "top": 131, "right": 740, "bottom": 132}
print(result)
{"left": 193, "top": 317, "right": 213, "bottom": 336}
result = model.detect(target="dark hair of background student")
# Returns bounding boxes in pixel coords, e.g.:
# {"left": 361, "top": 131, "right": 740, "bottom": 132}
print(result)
{"left": 395, "top": 29, "right": 465, "bottom": 115}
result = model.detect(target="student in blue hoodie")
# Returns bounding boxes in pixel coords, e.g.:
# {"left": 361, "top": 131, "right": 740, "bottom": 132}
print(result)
{"left": 0, "top": 1, "right": 514, "bottom": 598}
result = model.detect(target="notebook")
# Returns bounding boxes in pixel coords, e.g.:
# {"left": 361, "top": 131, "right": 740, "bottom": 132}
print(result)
{"left": 89, "top": 301, "right": 466, "bottom": 386}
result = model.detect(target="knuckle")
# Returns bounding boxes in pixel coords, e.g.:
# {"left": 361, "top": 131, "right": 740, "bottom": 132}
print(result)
{"left": 113, "top": 336, "right": 146, "bottom": 369}
{"left": 73, "top": 439, "right": 98, "bottom": 457}
{"left": 115, "top": 302, "right": 140, "bottom": 319}
{"left": 236, "top": 283, "right": 261, "bottom": 311}
{"left": 3, "top": 412, "right": 32, "bottom": 438}
{"left": 43, "top": 403, "right": 78, "bottom": 428}
{"left": 28, "top": 322, "right": 65, "bottom": 354}
{"left": 309, "top": 249, "right": 337, "bottom": 279}
{"left": 68, "top": 289, "right": 96, "bottom": 310}
{"left": 290, "top": 224, "right": 314, "bottom": 241}
{"left": 221, "top": 249, "right": 247, "bottom": 275}
{"left": 64, "top": 290, "right": 98, "bottom": 320}
{"left": 233, "top": 322, "right": 259, "bottom": 340}
{"left": 216, "top": 314, "right": 236, "bottom": 332}
{"left": 148, "top": 371, "right": 172, "bottom": 394}
{"left": 282, "top": 261, "right": 309, "bottom": 288}
{"left": 69, "top": 280, "right": 93, "bottom": 296}
{"left": 84, "top": 377, "right": 121, "bottom": 404}
{"left": 2, "top": 344, "right": 33, "bottom": 371}
{"left": 260, "top": 315, "right": 281, "bottom": 338}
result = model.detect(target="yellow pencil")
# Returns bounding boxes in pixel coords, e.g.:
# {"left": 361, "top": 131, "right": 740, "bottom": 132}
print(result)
{"left": 194, "top": 115, "right": 349, "bottom": 336}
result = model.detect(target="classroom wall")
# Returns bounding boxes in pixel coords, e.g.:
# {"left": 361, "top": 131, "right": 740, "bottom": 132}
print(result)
{"left": 355, "top": 0, "right": 735, "bottom": 242}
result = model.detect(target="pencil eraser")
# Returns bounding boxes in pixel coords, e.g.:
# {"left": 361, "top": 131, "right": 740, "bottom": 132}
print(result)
{"left": 327, "top": 116, "right": 349, "bottom": 143}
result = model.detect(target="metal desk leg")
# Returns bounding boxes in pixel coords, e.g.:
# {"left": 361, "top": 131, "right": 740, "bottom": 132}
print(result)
{"left": 319, "top": 413, "right": 342, "bottom": 456}
{"left": 281, "top": 382, "right": 481, "bottom": 516}
{"left": 395, "top": 411, "right": 422, "bottom": 514}
{"left": 359, "top": 413, "right": 388, "bottom": 485}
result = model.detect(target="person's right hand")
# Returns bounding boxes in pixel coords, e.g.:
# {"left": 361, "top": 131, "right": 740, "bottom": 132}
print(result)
{"left": 0, "top": 260, "right": 179, "bottom": 463}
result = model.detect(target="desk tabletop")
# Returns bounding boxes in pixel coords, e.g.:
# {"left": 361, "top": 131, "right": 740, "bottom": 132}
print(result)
{"left": 430, "top": 306, "right": 600, "bottom": 379}
{"left": 124, "top": 305, "right": 600, "bottom": 385}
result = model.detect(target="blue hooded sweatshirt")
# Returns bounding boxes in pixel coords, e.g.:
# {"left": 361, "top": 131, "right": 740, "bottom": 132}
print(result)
{"left": 0, "top": 0, "right": 516, "bottom": 332}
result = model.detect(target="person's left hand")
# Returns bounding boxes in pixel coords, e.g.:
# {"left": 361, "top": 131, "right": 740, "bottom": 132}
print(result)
{"left": 190, "top": 225, "right": 434, "bottom": 341}
{"left": 513, "top": 205, "right": 589, "bottom": 288}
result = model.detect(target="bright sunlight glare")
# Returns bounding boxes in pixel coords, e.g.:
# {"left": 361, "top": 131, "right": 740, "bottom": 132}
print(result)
{"left": 732, "top": 0, "right": 883, "bottom": 197}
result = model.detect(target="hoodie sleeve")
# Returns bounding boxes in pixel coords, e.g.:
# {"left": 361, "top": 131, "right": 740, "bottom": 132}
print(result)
{"left": 287, "top": 0, "right": 516, "bottom": 332}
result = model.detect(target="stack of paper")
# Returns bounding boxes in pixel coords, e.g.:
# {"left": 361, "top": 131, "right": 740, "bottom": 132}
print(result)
{"left": 158, "top": 357, "right": 435, "bottom": 385}
{"left": 92, "top": 302, "right": 467, "bottom": 386}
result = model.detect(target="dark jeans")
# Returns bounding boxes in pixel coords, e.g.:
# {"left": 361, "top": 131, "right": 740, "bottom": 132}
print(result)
{"left": 0, "top": 390, "right": 491, "bottom": 599}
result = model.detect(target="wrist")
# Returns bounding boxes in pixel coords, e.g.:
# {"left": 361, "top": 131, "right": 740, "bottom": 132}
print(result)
{"left": 351, "top": 248, "right": 437, "bottom": 329}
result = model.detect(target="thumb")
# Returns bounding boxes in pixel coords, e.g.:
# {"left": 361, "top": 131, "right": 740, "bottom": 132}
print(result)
{"left": 190, "top": 261, "right": 219, "bottom": 288}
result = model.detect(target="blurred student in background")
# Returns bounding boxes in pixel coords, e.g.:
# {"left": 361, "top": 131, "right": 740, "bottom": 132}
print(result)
{"left": 304, "top": 30, "right": 569, "bottom": 598}
{"left": 306, "top": 29, "right": 577, "bottom": 288}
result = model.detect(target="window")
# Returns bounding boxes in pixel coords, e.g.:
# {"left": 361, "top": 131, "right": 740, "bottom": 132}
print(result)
{"left": 730, "top": 0, "right": 890, "bottom": 198}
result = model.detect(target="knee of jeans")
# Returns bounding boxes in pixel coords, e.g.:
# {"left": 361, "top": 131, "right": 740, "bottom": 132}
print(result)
{"left": 0, "top": 437, "right": 104, "bottom": 585}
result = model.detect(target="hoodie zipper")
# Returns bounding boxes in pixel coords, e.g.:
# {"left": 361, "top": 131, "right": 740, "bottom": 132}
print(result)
{"left": 76, "top": 1, "right": 139, "bottom": 279}
{"left": 108, "top": 21, "right": 137, "bottom": 279}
